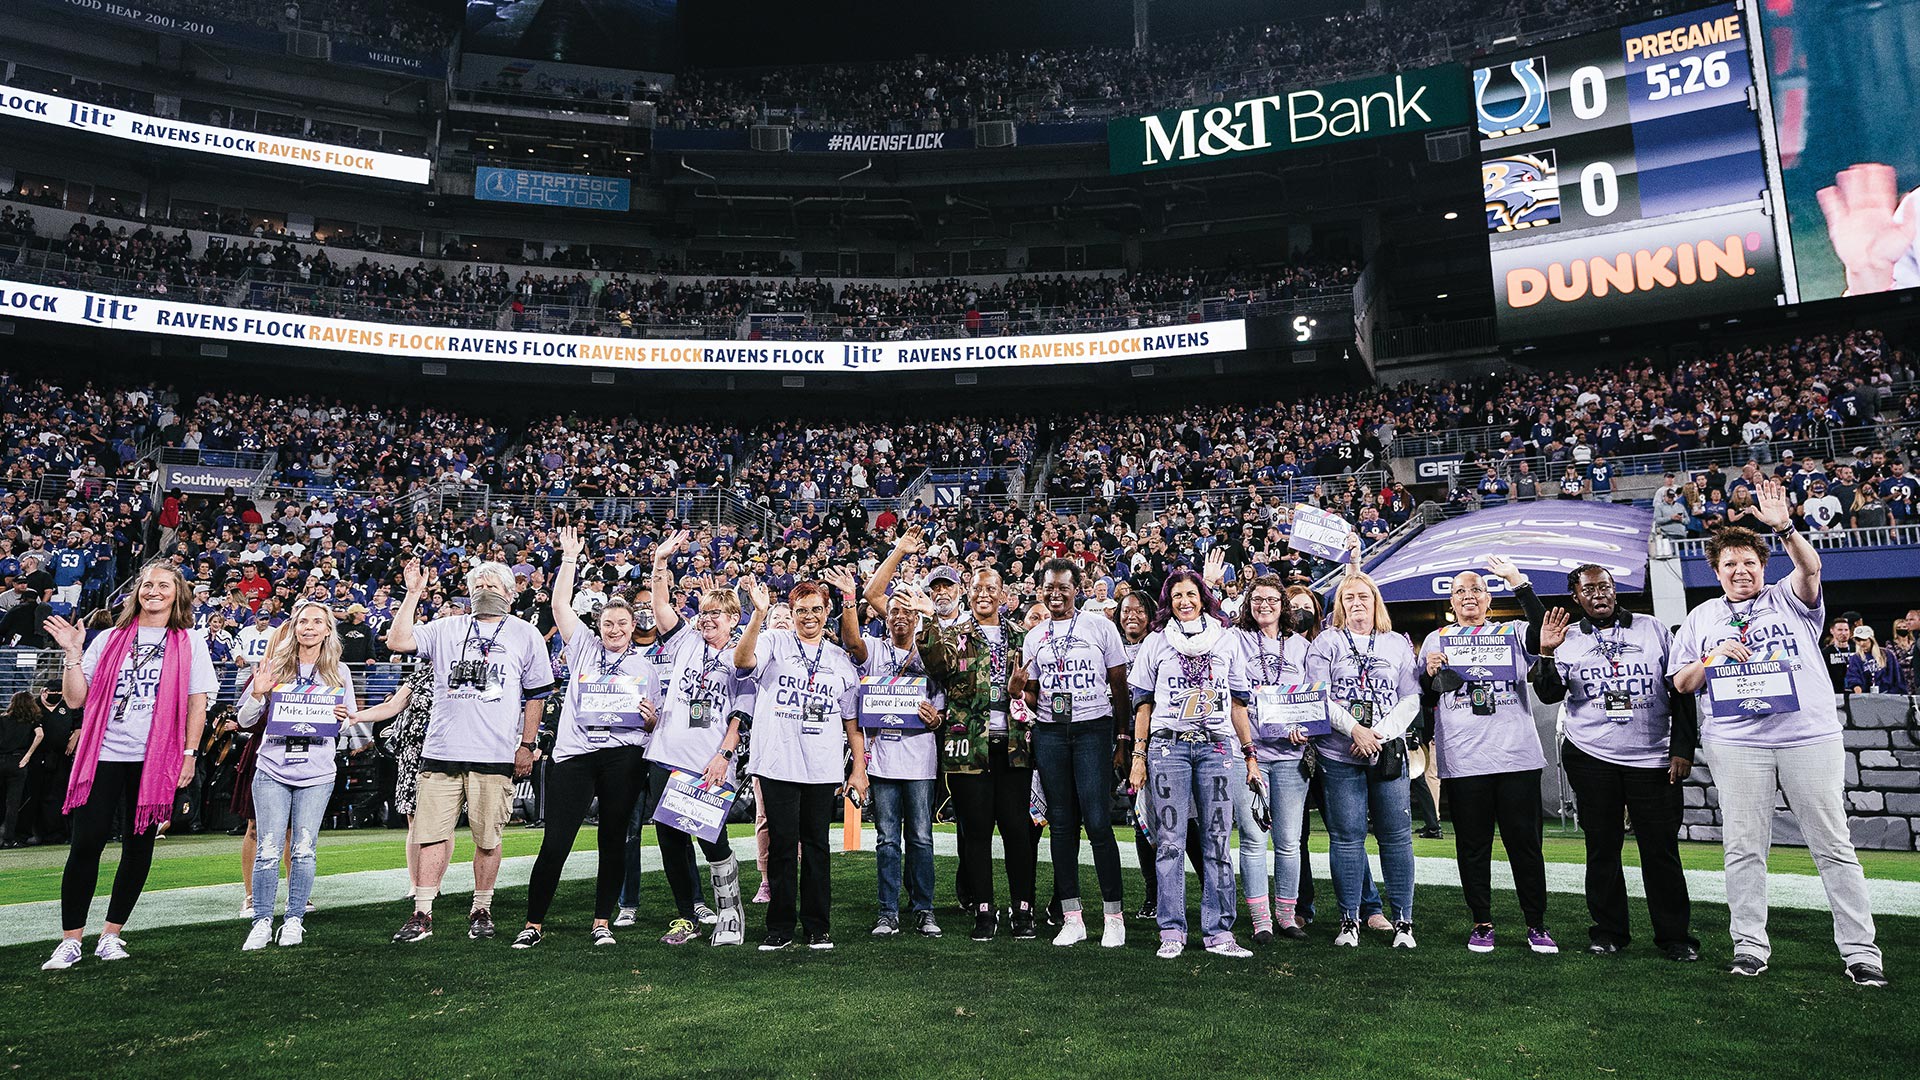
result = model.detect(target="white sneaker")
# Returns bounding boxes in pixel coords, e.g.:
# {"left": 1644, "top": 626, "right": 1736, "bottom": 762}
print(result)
{"left": 1052, "top": 916, "right": 1087, "bottom": 947}
{"left": 1206, "top": 939, "right": 1254, "bottom": 958}
{"left": 694, "top": 903, "right": 718, "bottom": 926}
{"left": 41, "top": 939, "right": 84, "bottom": 971}
{"left": 613, "top": 908, "right": 637, "bottom": 928}
{"left": 242, "top": 919, "right": 274, "bottom": 952}
{"left": 1156, "top": 939, "right": 1184, "bottom": 959}
{"left": 278, "top": 919, "right": 305, "bottom": 947}
{"left": 1392, "top": 921, "right": 1417, "bottom": 950}
{"left": 94, "top": 934, "right": 130, "bottom": 962}
{"left": 1334, "top": 918, "right": 1360, "bottom": 948}
{"left": 1100, "top": 913, "right": 1126, "bottom": 948}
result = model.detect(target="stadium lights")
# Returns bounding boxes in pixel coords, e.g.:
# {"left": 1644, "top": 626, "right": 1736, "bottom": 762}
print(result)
{"left": 1444, "top": 211, "right": 1458, "bottom": 220}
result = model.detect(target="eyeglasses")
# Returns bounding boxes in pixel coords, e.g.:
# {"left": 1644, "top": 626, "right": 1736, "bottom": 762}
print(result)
{"left": 1249, "top": 598, "right": 1283, "bottom": 607}
{"left": 1574, "top": 582, "right": 1615, "bottom": 595}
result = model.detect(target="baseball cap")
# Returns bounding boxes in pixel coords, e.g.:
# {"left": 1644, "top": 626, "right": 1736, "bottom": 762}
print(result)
{"left": 1853, "top": 625, "right": 1875, "bottom": 641}
{"left": 924, "top": 566, "right": 962, "bottom": 588}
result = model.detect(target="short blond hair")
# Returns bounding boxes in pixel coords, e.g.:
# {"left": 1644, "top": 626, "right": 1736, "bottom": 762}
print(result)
{"left": 1330, "top": 572, "right": 1393, "bottom": 633}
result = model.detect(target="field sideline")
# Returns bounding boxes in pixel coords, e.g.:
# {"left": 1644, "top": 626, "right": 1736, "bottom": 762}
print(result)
{"left": 0, "top": 824, "right": 1913, "bottom": 1079}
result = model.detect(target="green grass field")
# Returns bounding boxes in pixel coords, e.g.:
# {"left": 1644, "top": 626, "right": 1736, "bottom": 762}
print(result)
{"left": 0, "top": 826, "right": 1914, "bottom": 1080}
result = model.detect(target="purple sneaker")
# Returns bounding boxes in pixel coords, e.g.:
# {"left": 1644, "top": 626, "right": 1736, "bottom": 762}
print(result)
{"left": 1527, "top": 927, "right": 1559, "bottom": 954}
{"left": 1468, "top": 924, "right": 1495, "bottom": 953}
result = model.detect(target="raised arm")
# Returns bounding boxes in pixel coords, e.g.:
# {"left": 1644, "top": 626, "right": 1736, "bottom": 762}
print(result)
{"left": 823, "top": 566, "right": 867, "bottom": 666}
{"left": 864, "top": 524, "right": 924, "bottom": 616}
{"left": 1756, "top": 478, "right": 1821, "bottom": 609}
{"left": 384, "top": 560, "right": 428, "bottom": 654}
{"left": 1487, "top": 554, "right": 1545, "bottom": 653}
{"left": 734, "top": 577, "right": 770, "bottom": 671}
{"left": 46, "top": 616, "right": 88, "bottom": 709}
{"left": 551, "top": 525, "right": 587, "bottom": 645}
{"left": 651, "top": 529, "right": 691, "bottom": 638}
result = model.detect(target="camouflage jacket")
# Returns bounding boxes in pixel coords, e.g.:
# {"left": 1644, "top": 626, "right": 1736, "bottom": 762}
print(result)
{"left": 919, "top": 618, "right": 1030, "bottom": 773}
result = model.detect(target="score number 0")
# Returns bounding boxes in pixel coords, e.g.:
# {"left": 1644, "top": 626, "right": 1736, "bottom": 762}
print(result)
{"left": 1559, "top": 50, "right": 1730, "bottom": 222}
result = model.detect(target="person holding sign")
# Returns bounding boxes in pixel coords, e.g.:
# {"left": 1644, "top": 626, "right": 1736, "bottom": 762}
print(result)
{"left": 234, "top": 600, "right": 356, "bottom": 951}
{"left": 860, "top": 585, "right": 945, "bottom": 938}
{"left": 385, "top": 559, "right": 554, "bottom": 945}
{"left": 512, "top": 527, "right": 660, "bottom": 950}
{"left": 921, "top": 568, "right": 1038, "bottom": 942}
{"left": 1531, "top": 564, "right": 1700, "bottom": 962}
{"left": 1304, "top": 555, "right": 1420, "bottom": 951}
{"left": 1417, "top": 557, "right": 1556, "bottom": 956}
{"left": 1226, "top": 572, "right": 1315, "bottom": 943}
{"left": 1126, "top": 569, "right": 1258, "bottom": 960}
{"left": 1670, "top": 483, "right": 1887, "bottom": 988}
{"left": 735, "top": 577, "right": 870, "bottom": 952}
{"left": 40, "top": 562, "right": 217, "bottom": 972}
{"left": 1020, "top": 558, "right": 1132, "bottom": 949}
{"left": 641, "top": 531, "right": 751, "bottom": 948}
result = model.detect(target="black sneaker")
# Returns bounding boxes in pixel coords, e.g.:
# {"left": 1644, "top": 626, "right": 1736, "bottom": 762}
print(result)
{"left": 806, "top": 930, "right": 834, "bottom": 951}
{"left": 469, "top": 909, "right": 496, "bottom": 940}
{"left": 912, "top": 910, "right": 942, "bottom": 938}
{"left": 1135, "top": 900, "right": 1157, "bottom": 921}
{"left": 871, "top": 913, "right": 900, "bottom": 937}
{"left": 1277, "top": 922, "right": 1308, "bottom": 941}
{"left": 971, "top": 906, "right": 998, "bottom": 942}
{"left": 1417, "top": 827, "right": 1444, "bottom": 840}
{"left": 590, "top": 926, "right": 617, "bottom": 947}
{"left": 1010, "top": 906, "right": 1037, "bottom": 940}
{"left": 1044, "top": 899, "right": 1062, "bottom": 926}
{"left": 1663, "top": 943, "right": 1700, "bottom": 963}
{"left": 510, "top": 926, "right": 543, "bottom": 949}
{"left": 1588, "top": 941, "right": 1622, "bottom": 956}
{"left": 758, "top": 930, "right": 793, "bottom": 952}
{"left": 1253, "top": 925, "right": 1273, "bottom": 945}
{"left": 392, "top": 911, "right": 432, "bottom": 943}
{"left": 1846, "top": 962, "right": 1889, "bottom": 988}
{"left": 1728, "top": 953, "right": 1768, "bottom": 977}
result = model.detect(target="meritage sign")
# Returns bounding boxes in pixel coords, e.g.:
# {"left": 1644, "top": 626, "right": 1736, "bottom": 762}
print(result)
{"left": 1108, "top": 65, "right": 1469, "bottom": 174}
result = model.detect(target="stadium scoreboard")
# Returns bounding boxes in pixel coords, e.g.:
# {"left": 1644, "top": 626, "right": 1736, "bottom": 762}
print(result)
{"left": 1476, "top": 2, "right": 1789, "bottom": 338}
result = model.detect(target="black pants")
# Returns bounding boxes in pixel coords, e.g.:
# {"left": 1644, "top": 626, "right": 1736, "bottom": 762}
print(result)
{"left": 1298, "top": 768, "right": 1323, "bottom": 917}
{"left": 1561, "top": 741, "right": 1695, "bottom": 950}
{"left": 61, "top": 760, "right": 159, "bottom": 931}
{"left": 525, "top": 746, "right": 647, "bottom": 925}
{"left": 649, "top": 763, "right": 736, "bottom": 920}
{"left": 0, "top": 757, "right": 28, "bottom": 843}
{"left": 949, "top": 741, "right": 1038, "bottom": 910}
{"left": 1411, "top": 747, "right": 1442, "bottom": 832}
{"left": 758, "top": 776, "right": 836, "bottom": 936}
{"left": 34, "top": 759, "right": 71, "bottom": 842}
{"left": 1444, "top": 769, "right": 1547, "bottom": 927}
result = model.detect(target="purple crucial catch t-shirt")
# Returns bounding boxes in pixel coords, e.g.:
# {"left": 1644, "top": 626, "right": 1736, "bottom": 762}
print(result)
{"left": 1127, "top": 629, "right": 1250, "bottom": 741}
{"left": 552, "top": 632, "right": 663, "bottom": 764}
{"left": 1419, "top": 622, "right": 1547, "bottom": 779}
{"left": 238, "top": 661, "right": 360, "bottom": 788}
{"left": 1553, "top": 615, "right": 1676, "bottom": 769}
{"left": 413, "top": 614, "right": 552, "bottom": 767}
{"left": 745, "top": 629, "right": 860, "bottom": 786}
{"left": 1233, "top": 629, "right": 1311, "bottom": 763}
{"left": 1304, "top": 628, "right": 1420, "bottom": 767}
{"left": 84, "top": 626, "right": 219, "bottom": 764}
{"left": 647, "top": 624, "right": 749, "bottom": 777}
{"left": 1668, "top": 578, "right": 1838, "bottom": 749}
{"left": 860, "top": 634, "right": 942, "bottom": 782}
{"left": 1021, "top": 613, "right": 1127, "bottom": 723}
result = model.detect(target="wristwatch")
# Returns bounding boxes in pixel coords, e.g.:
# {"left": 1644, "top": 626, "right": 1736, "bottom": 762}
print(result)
{"left": 721, "top": 748, "right": 736, "bottom": 761}
{"left": 519, "top": 741, "right": 537, "bottom": 752}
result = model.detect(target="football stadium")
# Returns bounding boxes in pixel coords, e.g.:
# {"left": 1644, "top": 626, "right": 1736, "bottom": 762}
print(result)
{"left": 0, "top": 0, "right": 1916, "bottom": 1075}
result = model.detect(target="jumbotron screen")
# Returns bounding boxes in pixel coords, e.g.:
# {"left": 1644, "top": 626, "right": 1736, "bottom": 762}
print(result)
{"left": 1475, "top": 1, "right": 1788, "bottom": 339}
{"left": 463, "top": 0, "right": 680, "bottom": 71}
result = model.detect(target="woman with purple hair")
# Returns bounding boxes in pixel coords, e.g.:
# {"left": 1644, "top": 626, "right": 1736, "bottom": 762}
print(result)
{"left": 1125, "top": 567, "right": 1258, "bottom": 960}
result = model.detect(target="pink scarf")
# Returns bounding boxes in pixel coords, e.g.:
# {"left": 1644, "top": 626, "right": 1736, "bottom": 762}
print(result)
{"left": 64, "top": 624, "right": 193, "bottom": 834}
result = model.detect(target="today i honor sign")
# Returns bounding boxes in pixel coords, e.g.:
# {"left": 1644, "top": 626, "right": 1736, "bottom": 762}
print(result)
{"left": 1108, "top": 65, "right": 1470, "bottom": 174}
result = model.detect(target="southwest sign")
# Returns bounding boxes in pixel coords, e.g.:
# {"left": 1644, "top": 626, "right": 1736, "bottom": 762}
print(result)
{"left": 1109, "top": 65, "right": 1470, "bottom": 174}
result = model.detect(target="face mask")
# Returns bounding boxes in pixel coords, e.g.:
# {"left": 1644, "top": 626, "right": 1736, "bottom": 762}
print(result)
{"left": 1176, "top": 616, "right": 1209, "bottom": 635}
{"left": 1289, "top": 609, "right": 1316, "bottom": 634}
{"left": 471, "top": 591, "right": 511, "bottom": 618}
{"left": 634, "top": 607, "right": 656, "bottom": 631}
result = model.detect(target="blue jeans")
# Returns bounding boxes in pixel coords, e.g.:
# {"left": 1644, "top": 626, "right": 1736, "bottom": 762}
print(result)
{"left": 872, "top": 777, "right": 935, "bottom": 916}
{"left": 1231, "top": 759, "right": 1313, "bottom": 903}
{"left": 251, "top": 775, "right": 332, "bottom": 921}
{"left": 1320, "top": 755, "right": 1415, "bottom": 924}
{"left": 1146, "top": 738, "right": 1236, "bottom": 943}
{"left": 1032, "top": 719, "right": 1124, "bottom": 908}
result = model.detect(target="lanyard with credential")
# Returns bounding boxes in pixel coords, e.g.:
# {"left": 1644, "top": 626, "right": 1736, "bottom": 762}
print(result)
{"left": 112, "top": 642, "right": 166, "bottom": 724}
{"left": 1046, "top": 613, "right": 1080, "bottom": 676}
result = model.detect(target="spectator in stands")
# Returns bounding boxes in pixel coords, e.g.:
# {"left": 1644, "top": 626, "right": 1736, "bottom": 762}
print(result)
{"left": 1, "top": 691, "right": 45, "bottom": 848}
{"left": 1845, "top": 625, "right": 1903, "bottom": 694}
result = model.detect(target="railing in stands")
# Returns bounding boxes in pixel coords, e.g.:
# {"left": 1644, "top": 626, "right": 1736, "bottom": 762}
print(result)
{"left": 1668, "top": 524, "right": 1920, "bottom": 557}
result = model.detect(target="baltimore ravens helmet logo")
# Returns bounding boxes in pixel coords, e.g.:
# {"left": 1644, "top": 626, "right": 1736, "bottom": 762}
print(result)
{"left": 1739, "top": 697, "right": 1773, "bottom": 713}
{"left": 1485, "top": 152, "right": 1562, "bottom": 233}
{"left": 1475, "top": 56, "right": 1551, "bottom": 139}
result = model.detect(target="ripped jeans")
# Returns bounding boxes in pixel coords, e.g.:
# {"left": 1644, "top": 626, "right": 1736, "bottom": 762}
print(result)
{"left": 251, "top": 775, "right": 334, "bottom": 922}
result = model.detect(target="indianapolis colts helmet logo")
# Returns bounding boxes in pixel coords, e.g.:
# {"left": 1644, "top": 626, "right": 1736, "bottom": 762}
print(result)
{"left": 1475, "top": 57, "right": 1550, "bottom": 139}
